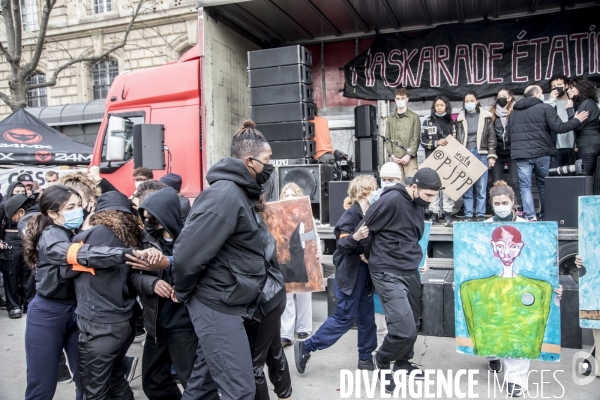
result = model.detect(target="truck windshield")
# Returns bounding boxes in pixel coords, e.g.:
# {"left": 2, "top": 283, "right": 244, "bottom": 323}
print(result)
{"left": 100, "top": 114, "right": 145, "bottom": 163}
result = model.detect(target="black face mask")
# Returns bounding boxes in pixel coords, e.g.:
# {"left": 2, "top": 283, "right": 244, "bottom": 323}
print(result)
{"left": 555, "top": 87, "right": 565, "bottom": 97}
{"left": 412, "top": 189, "right": 430, "bottom": 209}
{"left": 497, "top": 97, "right": 508, "bottom": 108}
{"left": 144, "top": 220, "right": 164, "bottom": 237}
{"left": 250, "top": 159, "right": 274, "bottom": 185}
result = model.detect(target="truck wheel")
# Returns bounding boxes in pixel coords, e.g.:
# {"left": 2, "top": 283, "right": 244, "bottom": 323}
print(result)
{"left": 559, "top": 241, "right": 579, "bottom": 284}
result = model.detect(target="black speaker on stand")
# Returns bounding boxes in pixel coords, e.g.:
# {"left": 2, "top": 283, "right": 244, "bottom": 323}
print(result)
{"left": 133, "top": 124, "right": 165, "bottom": 170}
{"left": 355, "top": 105, "right": 377, "bottom": 138}
{"left": 355, "top": 138, "right": 378, "bottom": 172}
{"left": 278, "top": 164, "right": 332, "bottom": 224}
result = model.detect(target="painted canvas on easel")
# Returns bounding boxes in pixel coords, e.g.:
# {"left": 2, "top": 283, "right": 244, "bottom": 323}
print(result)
{"left": 579, "top": 196, "right": 600, "bottom": 329}
{"left": 264, "top": 196, "right": 324, "bottom": 294}
{"left": 454, "top": 222, "right": 561, "bottom": 361}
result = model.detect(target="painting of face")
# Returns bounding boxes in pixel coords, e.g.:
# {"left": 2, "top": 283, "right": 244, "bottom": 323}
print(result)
{"left": 491, "top": 226, "right": 525, "bottom": 267}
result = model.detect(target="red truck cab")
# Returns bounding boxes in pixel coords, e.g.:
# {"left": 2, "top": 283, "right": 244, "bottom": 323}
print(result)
{"left": 91, "top": 47, "right": 203, "bottom": 198}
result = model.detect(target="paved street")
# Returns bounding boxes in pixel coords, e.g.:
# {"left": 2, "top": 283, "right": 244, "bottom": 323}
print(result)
{"left": 1, "top": 291, "right": 599, "bottom": 399}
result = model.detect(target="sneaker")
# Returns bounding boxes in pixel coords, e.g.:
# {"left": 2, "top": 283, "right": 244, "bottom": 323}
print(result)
{"left": 373, "top": 353, "right": 395, "bottom": 393}
{"left": 463, "top": 217, "right": 473, "bottom": 222}
{"left": 476, "top": 216, "right": 486, "bottom": 222}
{"left": 358, "top": 357, "right": 374, "bottom": 370}
{"left": 281, "top": 338, "right": 292, "bottom": 347}
{"left": 394, "top": 361, "right": 425, "bottom": 380}
{"left": 294, "top": 341, "right": 311, "bottom": 374}
{"left": 527, "top": 216, "right": 538, "bottom": 222}
{"left": 57, "top": 365, "right": 72, "bottom": 384}
{"left": 8, "top": 308, "right": 22, "bottom": 319}
{"left": 429, "top": 213, "right": 439, "bottom": 223}
{"left": 297, "top": 332, "right": 310, "bottom": 339}
{"left": 507, "top": 382, "right": 524, "bottom": 397}
{"left": 123, "top": 356, "right": 138, "bottom": 384}
{"left": 443, "top": 213, "right": 453, "bottom": 226}
{"left": 488, "top": 359, "right": 503, "bottom": 373}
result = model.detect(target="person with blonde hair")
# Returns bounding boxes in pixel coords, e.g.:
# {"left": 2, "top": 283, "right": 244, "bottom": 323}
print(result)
{"left": 295, "top": 175, "right": 378, "bottom": 374}
{"left": 280, "top": 182, "right": 321, "bottom": 346}
{"left": 59, "top": 172, "right": 101, "bottom": 227}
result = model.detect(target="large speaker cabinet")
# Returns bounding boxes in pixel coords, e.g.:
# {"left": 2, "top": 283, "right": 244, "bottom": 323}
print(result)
{"left": 256, "top": 121, "right": 315, "bottom": 142}
{"left": 248, "top": 45, "right": 312, "bottom": 69}
{"left": 251, "top": 102, "right": 315, "bottom": 124}
{"left": 249, "top": 83, "right": 314, "bottom": 106}
{"left": 545, "top": 176, "right": 594, "bottom": 227}
{"left": 355, "top": 105, "right": 377, "bottom": 138}
{"left": 278, "top": 164, "right": 333, "bottom": 224}
{"left": 355, "top": 138, "right": 378, "bottom": 172}
{"left": 269, "top": 140, "right": 316, "bottom": 159}
{"left": 132, "top": 124, "right": 165, "bottom": 170}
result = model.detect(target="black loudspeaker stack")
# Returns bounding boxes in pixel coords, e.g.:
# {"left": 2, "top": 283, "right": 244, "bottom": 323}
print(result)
{"left": 545, "top": 176, "right": 594, "bottom": 228}
{"left": 133, "top": 124, "right": 165, "bottom": 170}
{"left": 248, "top": 45, "right": 315, "bottom": 161}
{"left": 354, "top": 105, "right": 378, "bottom": 173}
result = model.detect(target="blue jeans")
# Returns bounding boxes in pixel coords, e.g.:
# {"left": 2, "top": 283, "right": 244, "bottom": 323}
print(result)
{"left": 517, "top": 155, "right": 551, "bottom": 219}
{"left": 462, "top": 149, "right": 489, "bottom": 218}
{"left": 303, "top": 263, "right": 377, "bottom": 360}
{"left": 25, "top": 295, "right": 82, "bottom": 400}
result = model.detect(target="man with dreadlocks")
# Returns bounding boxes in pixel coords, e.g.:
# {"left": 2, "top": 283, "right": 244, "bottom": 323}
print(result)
{"left": 173, "top": 120, "right": 281, "bottom": 400}
{"left": 72, "top": 191, "right": 143, "bottom": 400}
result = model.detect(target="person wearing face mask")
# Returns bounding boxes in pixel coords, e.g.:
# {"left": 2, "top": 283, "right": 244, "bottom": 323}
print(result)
{"left": 489, "top": 88, "right": 521, "bottom": 211}
{"left": 566, "top": 77, "right": 600, "bottom": 176}
{"left": 72, "top": 191, "right": 143, "bottom": 400}
{"left": 59, "top": 172, "right": 99, "bottom": 229}
{"left": 385, "top": 88, "right": 421, "bottom": 178}
{"left": 1, "top": 194, "right": 39, "bottom": 319}
{"left": 359, "top": 168, "right": 442, "bottom": 392}
{"left": 456, "top": 91, "right": 497, "bottom": 222}
{"left": 508, "top": 85, "right": 589, "bottom": 221}
{"left": 295, "top": 175, "right": 378, "bottom": 374}
{"left": 21, "top": 185, "right": 161, "bottom": 400}
{"left": 172, "top": 119, "right": 276, "bottom": 400}
{"left": 421, "top": 96, "right": 457, "bottom": 225}
{"left": 128, "top": 187, "right": 201, "bottom": 399}
{"left": 133, "top": 167, "right": 154, "bottom": 192}
{"left": 546, "top": 74, "right": 575, "bottom": 169}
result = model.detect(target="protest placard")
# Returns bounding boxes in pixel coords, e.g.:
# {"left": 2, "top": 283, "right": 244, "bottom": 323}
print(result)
{"left": 419, "top": 135, "right": 488, "bottom": 201}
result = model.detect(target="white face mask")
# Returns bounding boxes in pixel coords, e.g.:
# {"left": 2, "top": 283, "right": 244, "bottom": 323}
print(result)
{"left": 494, "top": 204, "right": 513, "bottom": 218}
{"left": 537, "top": 93, "right": 545, "bottom": 101}
{"left": 381, "top": 180, "right": 396, "bottom": 189}
{"left": 396, "top": 100, "right": 407, "bottom": 109}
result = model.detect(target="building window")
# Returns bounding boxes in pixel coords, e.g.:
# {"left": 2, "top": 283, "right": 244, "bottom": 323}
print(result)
{"left": 93, "top": 0, "right": 112, "bottom": 14}
{"left": 26, "top": 73, "right": 47, "bottom": 108}
{"left": 21, "top": 0, "right": 39, "bottom": 31}
{"left": 91, "top": 59, "right": 118, "bottom": 101}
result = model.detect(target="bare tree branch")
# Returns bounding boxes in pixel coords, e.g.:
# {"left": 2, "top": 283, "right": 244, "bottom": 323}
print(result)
{"left": 0, "top": 0, "right": 16, "bottom": 61}
{"left": 37, "top": 0, "right": 146, "bottom": 88}
{"left": 12, "top": 0, "right": 22, "bottom": 62}
{"left": 21, "top": 0, "right": 57, "bottom": 77}
{"left": 0, "top": 90, "right": 12, "bottom": 105}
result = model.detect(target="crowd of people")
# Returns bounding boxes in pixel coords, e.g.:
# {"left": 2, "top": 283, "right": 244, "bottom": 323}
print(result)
{"left": 0, "top": 74, "right": 598, "bottom": 399}
{"left": 389, "top": 75, "right": 598, "bottom": 224}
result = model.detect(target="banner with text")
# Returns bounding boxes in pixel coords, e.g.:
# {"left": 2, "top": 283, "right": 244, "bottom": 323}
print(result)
{"left": 344, "top": 8, "right": 600, "bottom": 101}
{"left": 419, "top": 135, "right": 487, "bottom": 201}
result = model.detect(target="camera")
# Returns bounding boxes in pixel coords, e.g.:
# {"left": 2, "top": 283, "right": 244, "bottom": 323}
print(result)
{"left": 548, "top": 159, "right": 585, "bottom": 176}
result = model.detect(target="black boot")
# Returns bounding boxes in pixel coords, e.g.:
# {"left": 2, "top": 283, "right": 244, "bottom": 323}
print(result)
{"left": 429, "top": 213, "right": 439, "bottom": 223}
{"left": 443, "top": 212, "right": 453, "bottom": 226}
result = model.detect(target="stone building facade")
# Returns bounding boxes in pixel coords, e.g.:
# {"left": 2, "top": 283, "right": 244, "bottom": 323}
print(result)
{"left": 0, "top": 0, "right": 198, "bottom": 141}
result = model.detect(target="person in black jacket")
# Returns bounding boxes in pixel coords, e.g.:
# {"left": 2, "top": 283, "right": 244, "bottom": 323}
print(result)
{"left": 21, "top": 185, "right": 160, "bottom": 400}
{"left": 294, "top": 175, "right": 378, "bottom": 374}
{"left": 489, "top": 88, "right": 521, "bottom": 209}
{"left": 363, "top": 168, "right": 442, "bottom": 393}
{"left": 508, "top": 85, "right": 588, "bottom": 220}
{"left": 73, "top": 191, "right": 142, "bottom": 400}
{"left": 567, "top": 77, "right": 600, "bottom": 176}
{"left": 172, "top": 120, "right": 276, "bottom": 400}
{"left": 129, "top": 187, "right": 201, "bottom": 400}
{"left": 420, "top": 95, "right": 457, "bottom": 225}
{"left": 159, "top": 173, "right": 192, "bottom": 223}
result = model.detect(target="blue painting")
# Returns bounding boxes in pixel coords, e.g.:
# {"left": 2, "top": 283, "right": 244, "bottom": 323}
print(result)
{"left": 579, "top": 196, "right": 600, "bottom": 329}
{"left": 454, "top": 222, "right": 560, "bottom": 361}
{"left": 374, "top": 222, "right": 431, "bottom": 314}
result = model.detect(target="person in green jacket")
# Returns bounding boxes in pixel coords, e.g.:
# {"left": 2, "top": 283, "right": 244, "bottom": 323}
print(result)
{"left": 385, "top": 88, "right": 421, "bottom": 178}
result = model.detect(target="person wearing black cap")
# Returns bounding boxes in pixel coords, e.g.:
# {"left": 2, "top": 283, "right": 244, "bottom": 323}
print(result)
{"left": 129, "top": 187, "right": 199, "bottom": 399}
{"left": 2, "top": 194, "right": 38, "bottom": 318}
{"left": 364, "top": 167, "right": 441, "bottom": 392}
{"left": 72, "top": 191, "right": 143, "bottom": 400}
{"left": 159, "top": 173, "right": 191, "bottom": 223}
{"left": 17, "top": 173, "right": 35, "bottom": 196}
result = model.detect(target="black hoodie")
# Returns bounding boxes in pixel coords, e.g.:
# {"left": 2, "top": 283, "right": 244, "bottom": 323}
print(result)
{"left": 172, "top": 158, "right": 273, "bottom": 317}
{"left": 361, "top": 184, "right": 424, "bottom": 274}
{"left": 508, "top": 96, "right": 581, "bottom": 160}
{"left": 129, "top": 188, "right": 193, "bottom": 338}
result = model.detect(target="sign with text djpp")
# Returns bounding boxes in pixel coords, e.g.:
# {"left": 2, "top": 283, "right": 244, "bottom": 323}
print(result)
{"left": 344, "top": 7, "right": 600, "bottom": 101}
{"left": 419, "top": 135, "right": 486, "bottom": 201}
